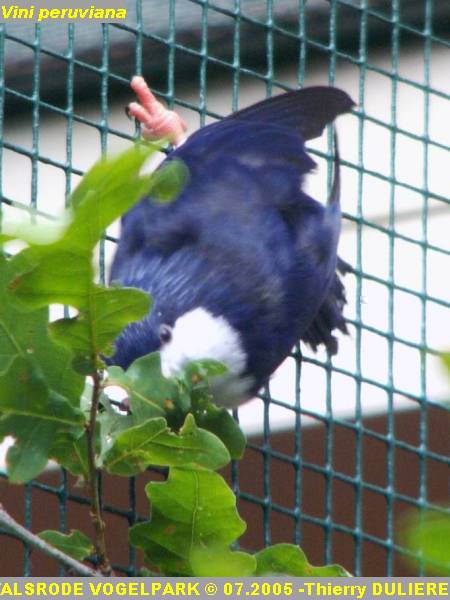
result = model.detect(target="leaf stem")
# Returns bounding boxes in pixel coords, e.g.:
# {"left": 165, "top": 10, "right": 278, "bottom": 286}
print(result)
{"left": 0, "top": 504, "right": 100, "bottom": 576}
{"left": 86, "top": 369, "right": 111, "bottom": 576}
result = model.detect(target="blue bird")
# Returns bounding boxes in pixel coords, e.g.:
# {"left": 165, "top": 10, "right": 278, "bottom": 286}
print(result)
{"left": 110, "top": 84, "right": 355, "bottom": 406}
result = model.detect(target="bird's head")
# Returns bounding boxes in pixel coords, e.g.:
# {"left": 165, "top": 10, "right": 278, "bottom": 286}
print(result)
{"left": 110, "top": 305, "right": 254, "bottom": 406}
{"left": 157, "top": 307, "right": 247, "bottom": 379}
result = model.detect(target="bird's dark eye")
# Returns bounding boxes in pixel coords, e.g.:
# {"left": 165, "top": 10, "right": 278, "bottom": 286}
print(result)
{"left": 159, "top": 324, "right": 173, "bottom": 344}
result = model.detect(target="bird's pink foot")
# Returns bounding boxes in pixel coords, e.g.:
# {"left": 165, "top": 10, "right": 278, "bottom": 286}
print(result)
{"left": 128, "top": 76, "right": 187, "bottom": 146}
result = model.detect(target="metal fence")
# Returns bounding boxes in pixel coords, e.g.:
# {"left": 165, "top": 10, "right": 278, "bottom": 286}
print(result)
{"left": 0, "top": 0, "right": 449, "bottom": 577}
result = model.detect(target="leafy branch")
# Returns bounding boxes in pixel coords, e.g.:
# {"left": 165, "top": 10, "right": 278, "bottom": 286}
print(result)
{"left": 86, "top": 371, "right": 110, "bottom": 575}
{"left": 0, "top": 144, "right": 349, "bottom": 577}
{"left": 0, "top": 505, "right": 99, "bottom": 576}
{"left": 1, "top": 144, "right": 159, "bottom": 573}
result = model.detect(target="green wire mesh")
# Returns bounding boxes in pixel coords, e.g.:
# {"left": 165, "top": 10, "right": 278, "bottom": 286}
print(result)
{"left": 0, "top": 0, "right": 449, "bottom": 577}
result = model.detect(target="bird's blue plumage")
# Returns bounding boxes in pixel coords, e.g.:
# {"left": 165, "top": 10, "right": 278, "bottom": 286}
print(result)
{"left": 110, "top": 87, "right": 355, "bottom": 402}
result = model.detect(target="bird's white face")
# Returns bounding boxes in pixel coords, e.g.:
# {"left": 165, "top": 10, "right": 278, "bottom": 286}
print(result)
{"left": 160, "top": 307, "right": 247, "bottom": 377}
{"left": 159, "top": 307, "right": 254, "bottom": 406}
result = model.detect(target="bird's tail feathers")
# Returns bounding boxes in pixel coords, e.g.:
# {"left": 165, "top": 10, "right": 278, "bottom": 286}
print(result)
{"left": 229, "top": 86, "right": 355, "bottom": 143}
{"left": 301, "top": 262, "right": 349, "bottom": 355}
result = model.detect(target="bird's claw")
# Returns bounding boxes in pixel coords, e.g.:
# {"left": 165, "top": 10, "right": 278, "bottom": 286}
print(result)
{"left": 128, "top": 75, "right": 187, "bottom": 146}
{"left": 125, "top": 104, "right": 133, "bottom": 121}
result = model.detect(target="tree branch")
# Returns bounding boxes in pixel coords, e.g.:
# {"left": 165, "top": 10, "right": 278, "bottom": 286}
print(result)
{"left": 86, "top": 369, "right": 112, "bottom": 576}
{"left": 0, "top": 504, "right": 100, "bottom": 577}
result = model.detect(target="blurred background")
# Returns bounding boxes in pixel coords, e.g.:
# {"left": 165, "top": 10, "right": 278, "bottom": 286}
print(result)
{"left": 0, "top": 0, "right": 449, "bottom": 576}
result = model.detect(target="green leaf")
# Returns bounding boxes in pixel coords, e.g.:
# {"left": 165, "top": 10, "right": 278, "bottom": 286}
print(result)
{"left": 129, "top": 468, "right": 246, "bottom": 575}
{"left": 10, "top": 245, "right": 93, "bottom": 311}
{"left": 255, "top": 544, "right": 350, "bottom": 577}
{"left": 98, "top": 411, "right": 135, "bottom": 462}
{"left": 183, "top": 359, "right": 228, "bottom": 382}
{"left": 1, "top": 417, "right": 58, "bottom": 484}
{"left": 0, "top": 256, "right": 83, "bottom": 404}
{"left": 0, "top": 356, "right": 84, "bottom": 426}
{"left": 0, "top": 356, "right": 84, "bottom": 483}
{"left": 179, "top": 360, "right": 230, "bottom": 417}
{"left": 401, "top": 510, "right": 450, "bottom": 576}
{"left": 176, "top": 358, "right": 246, "bottom": 459}
{"left": 0, "top": 217, "right": 69, "bottom": 246}
{"left": 104, "top": 414, "right": 230, "bottom": 476}
{"left": 38, "top": 529, "right": 94, "bottom": 561}
{"left": 194, "top": 403, "right": 246, "bottom": 460}
{"left": 102, "top": 418, "right": 166, "bottom": 476}
{"left": 69, "top": 142, "right": 160, "bottom": 213}
{"left": 49, "top": 430, "right": 90, "bottom": 480}
{"left": 0, "top": 255, "right": 84, "bottom": 482}
{"left": 106, "top": 353, "right": 188, "bottom": 423}
{"left": 49, "top": 286, "right": 150, "bottom": 367}
{"left": 191, "top": 548, "right": 256, "bottom": 576}
{"left": 105, "top": 354, "right": 244, "bottom": 459}
{"left": 10, "top": 145, "right": 158, "bottom": 310}
{"left": 150, "top": 159, "right": 189, "bottom": 203}
{"left": 61, "top": 144, "right": 161, "bottom": 251}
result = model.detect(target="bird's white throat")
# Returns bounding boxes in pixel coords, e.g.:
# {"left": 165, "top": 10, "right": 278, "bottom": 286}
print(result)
{"left": 160, "top": 307, "right": 247, "bottom": 376}
{"left": 160, "top": 307, "right": 253, "bottom": 406}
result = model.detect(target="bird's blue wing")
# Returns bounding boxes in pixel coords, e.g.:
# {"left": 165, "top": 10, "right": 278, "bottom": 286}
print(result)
{"left": 111, "top": 118, "right": 317, "bottom": 282}
{"left": 184, "top": 86, "right": 354, "bottom": 152}
{"left": 112, "top": 86, "right": 354, "bottom": 280}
